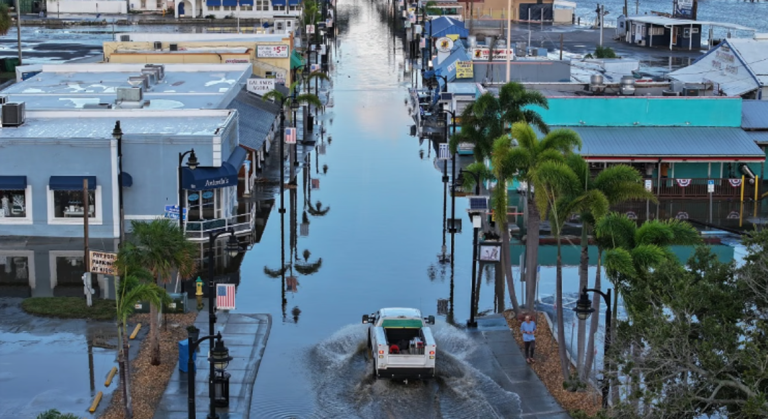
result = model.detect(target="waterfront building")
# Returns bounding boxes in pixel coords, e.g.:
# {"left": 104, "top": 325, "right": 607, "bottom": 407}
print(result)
{"left": 179, "top": 0, "right": 302, "bottom": 20}
{"left": 669, "top": 35, "right": 768, "bottom": 100}
{"left": 0, "top": 63, "right": 280, "bottom": 242}
{"left": 616, "top": 15, "right": 754, "bottom": 51}
{"left": 105, "top": 33, "right": 295, "bottom": 84}
{"left": 462, "top": 0, "right": 573, "bottom": 23}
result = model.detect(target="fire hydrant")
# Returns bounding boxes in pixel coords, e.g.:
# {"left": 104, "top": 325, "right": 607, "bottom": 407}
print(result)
{"left": 195, "top": 277, "right": 203, "bottom": 296}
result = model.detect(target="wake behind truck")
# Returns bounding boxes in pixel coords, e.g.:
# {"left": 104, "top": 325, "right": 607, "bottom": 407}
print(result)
{"left": 362, "top": 307, "right": 437, "bottom": 380}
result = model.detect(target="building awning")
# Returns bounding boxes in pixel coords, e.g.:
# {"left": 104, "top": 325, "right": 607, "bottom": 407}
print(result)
{"left": 290, "top": 50, "right": 305, "bottom": 70}
{"left": 49, "top": 176, "right": 97, "bottom": 191}
{"left": 119, "top": 172, "right": 133, "bottom": 188}
{"left": 0, "top": 176, "right": 26, "bottom": 190}
{"left": 287, "top": 0, "right": 300, "bottom": 5}
{"left": 560, "top": 127, "right": 766, "bottom": 162}
{"left": 227, "top": 146, "right": 248, "bottom": 169}
{"left": 271, "top": 0, "right": 286, "bottom": 6}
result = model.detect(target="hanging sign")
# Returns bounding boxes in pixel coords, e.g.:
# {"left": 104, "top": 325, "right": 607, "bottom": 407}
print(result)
{"left": 90, "top": 251, "right": 118, "bottom": 276}
{"left": 644, "top": 179, "right": 653, "bottom": 191}
{"left": 256, "top": 45, "right": 289, "bottom": 58}
{"left": 246, "top": 78, "right": 276, "bottom": 95}
{"left": 285, "top": 127, "right": 297, "bottom": 144}
{"left": 436, "top": 37, "right": 454, "bottom": 53}
{"left": 306, "top": 24, "right": 315, "bottom": 34}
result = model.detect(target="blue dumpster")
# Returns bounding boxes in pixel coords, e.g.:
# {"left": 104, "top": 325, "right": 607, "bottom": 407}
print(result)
{"left": 178, "top": 339, "right": 197, "bottom": 372}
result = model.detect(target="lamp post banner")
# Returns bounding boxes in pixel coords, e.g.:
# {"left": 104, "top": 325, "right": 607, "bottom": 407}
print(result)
{"left": 285, "top": 127, "right": 297, "bottom": 144}
{"left": 216, "top": 283, "right": 236, "bottom": 310}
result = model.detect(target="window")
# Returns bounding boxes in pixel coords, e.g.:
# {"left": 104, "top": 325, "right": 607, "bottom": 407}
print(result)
{"left": 274, "top": 5, "right": 285, "bottom": 11}
{"left": 209, "top": 5, "right": 220, "bottom": 10}
{"left": 255, "top": 0, "right": 269, "bottom": 10}
{"left": 241, "top": 5, "right": 253, "bottom": 10}
{"left": 290, "top": 5, "right": 299, "bottom": 11}
{"left": 47, "top": 186, "right": 103, "bottom": 225}
{"left": 0, "top": 188, "right": 30, "bottom": 222}
{"left": 286, "top": 20, "right": 292, "bottom": 27}
{"left": 651, "top": 27, "right": 664, "bottom": 36}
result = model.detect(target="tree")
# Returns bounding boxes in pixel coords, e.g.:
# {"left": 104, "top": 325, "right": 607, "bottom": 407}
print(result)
{"left": 36, "top": 410, "right": 79, "bottom": 419}
{"left": 0, "top": 5, "right": 11, "bottom": 37}
{"left": 567, "top": 158, "right": 656, "bottom": 380}
{"left": 122, "top": 219, "right": 196, "bottom": 366}
{"left": 262, "top": 81, "right": 323, "bottom": 110}
{"left": 112, "top": 258, "right": 170, "bottom": 419}
{"left": 534, "top": 155, "right": 609, "bottom": 381}
{"left": 608, "top": 238, "right": 768, "bottom": 418}
{"left": 502, "top": 123, "right": 582, "bottom": 312}
{"left": 449, "top": 81, "right": 549, "bottom": 163}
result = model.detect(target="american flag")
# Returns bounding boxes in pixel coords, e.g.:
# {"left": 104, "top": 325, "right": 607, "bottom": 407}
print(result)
{"left": 286, "top": 276, "right": 299, "bottom": 293}
{"left": 216, "top": 284, "right": 236, "bottom": 311}
{"left": 319, "top": 144, "right": 326, "bottom": 155}
{"left": 285, "top": 127, "right": 297, "bottom": 144}
{"left": 311, "top": 178, "right": 320, "bottom": 190}
{"left": 438, "top": 143, "right": 450, "bottom": 160}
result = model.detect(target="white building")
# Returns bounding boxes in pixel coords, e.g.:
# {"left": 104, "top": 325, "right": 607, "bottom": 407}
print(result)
{"left": 177, "top": 0, "right": 301, "bottom": 21}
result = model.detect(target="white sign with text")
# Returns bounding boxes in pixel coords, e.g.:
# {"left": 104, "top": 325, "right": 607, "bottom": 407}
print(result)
{"left": 256, "top": 45, "right": 289, "bottom": 58}
{"left": 247, "top": 78, "right": 276, "bottom": 95}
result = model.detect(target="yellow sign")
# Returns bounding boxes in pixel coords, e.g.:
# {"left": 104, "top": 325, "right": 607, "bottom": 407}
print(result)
{"left": 447, "top": 34, "right": 460, "bottom": 41}
{"left": 456, "top": 61, "right": 474, "bottom": 79}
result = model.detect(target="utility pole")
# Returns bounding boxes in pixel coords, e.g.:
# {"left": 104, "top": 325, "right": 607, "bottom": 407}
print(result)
{"left": 636, "top": 0, "right": 640, "bottom": 14}
{"left": 560, "top": 33, "right": 564, "bottom": 60}
{"left": 83, "top": 178, "right": 90, "bottom": 273}
{"left": 599, "top": 4, "right": 604, "bottom": 46}
{"left": 505, "top": 0, "right": 512, "bottom": 81}
{"left": 15, "top": 0, "right": 22, "bottom": 65}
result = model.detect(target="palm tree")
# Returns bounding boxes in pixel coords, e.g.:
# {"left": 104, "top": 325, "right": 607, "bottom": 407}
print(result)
{"left": 122, "top": 219, "right": 196, "bottom": 366}
{"left": 112, "top": 260, "right": 169, "bottom": 419}
{"left": 448, "top": 81, "right": 549, "bottom": 163}
{"left": 262, "top": 81, "right": 323, "bottom": 110}
{"left": 566, "top": 157, "right": 657, "bottom": 380}
{"left": 36, "top": 409, "right": 80, "bottom": 419}
{"left": 502, "top": 123, "right": 582, "bottom": 312}
{"left": 302, "top": 71, "right": 330, "bottom": 99}
{"left": 0, "top": 5, "right": 11, "bottom": 36}
{"left": 592, "top": 213, "right": 701, "bottom": 401}
{"left": 534, "top": 157, "right": 609, "bottom": 381}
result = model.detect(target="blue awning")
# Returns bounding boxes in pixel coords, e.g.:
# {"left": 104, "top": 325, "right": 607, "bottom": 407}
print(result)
{"left": 182, "top": 164, "right": 238, "bottom": 191}
{"left": 227, "top": 146, "right": 248, "bottom": 170}
{"left": 288, "top": 0, "right": 300, "bottom": 5}
{"left": 120, "top": 172, "right": 133, "bottom": 188}
{"left": 0, "top": 176, "right": 26, "bottom": 190}
{"left": 271, "top": 0, "right": 286, "bottom": 5}
{"left": 239, "top": 0, "right": 253, "bottom": 4}
{"left": 50, "top": 176, "right": 97, "bottom": 191}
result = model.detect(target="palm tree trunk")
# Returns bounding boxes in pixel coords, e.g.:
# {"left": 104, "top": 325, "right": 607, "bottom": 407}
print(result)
{"left": 556, "top": 240, "right": 569, "bottom": 381}
{"left": 610, "top": 288, "right": 620, "bottom": 405}
{"left": 495, "top": 262, "right": 505, "bottom": 313}
{"left": 502, "top": 224, "right": 520, "bottom": 313}
{"left": 582, "top": 248, "right": 602, "bottom": 380}
{"left": 149, "top": 302, "right": 161, "bottom": 365}
{"left": 525, "top": 193, "right": 540, "bottom": 311}
{"left": 120, "top": 324, "right": 133, "bottom": 418}
{"left": 576, "top": 223, "right": 590, "bottom": 378}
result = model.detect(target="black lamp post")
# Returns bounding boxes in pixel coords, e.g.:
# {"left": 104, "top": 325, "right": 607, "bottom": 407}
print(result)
{"left": 186, "top": 330, "right": 232, "bottom": 419}
{"left": 573, "top": 286, "right": 613, "bottom": 408}
{"left": 459, "top": 169, "right": 481, "bottom": 328}
{"left": 199, "top": 229, "right": 242, "bottom": 419}
{"left": 178, "top": 149, "right": 199, "bottom": 233}
{"left": 112, "top": 121, "right": 125, "bottom": 245}
{"left": 442, "top": 108, "right": 458, "bottom": 234}
{"left": 436, "top": 74, "right": 448, "bottom": 93}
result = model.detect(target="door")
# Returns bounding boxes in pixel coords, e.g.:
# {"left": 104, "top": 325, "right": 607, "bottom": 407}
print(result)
{"left": 672, "top": 27, "right": 678, "bottom": 44}
{"left": 178, "top": 1, "right": 185, "bottom": 15}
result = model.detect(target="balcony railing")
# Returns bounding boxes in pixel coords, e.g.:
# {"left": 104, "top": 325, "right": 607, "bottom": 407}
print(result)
{"left": 651, "top": 178, "right": 749, "bottom": 199}
{"left": 184, "top": 212, "right": 254, "bottom": 242}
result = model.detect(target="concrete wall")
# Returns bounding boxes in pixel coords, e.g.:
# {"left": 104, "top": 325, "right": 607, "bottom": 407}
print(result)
{"left": 553, "top": 8, "right": 572, "bottom": 24}
{"left": 45, "top": 0, "right": 127, "bottom": 14}
{"left": 531, "top": 96, "right": 743, "bottom": 127}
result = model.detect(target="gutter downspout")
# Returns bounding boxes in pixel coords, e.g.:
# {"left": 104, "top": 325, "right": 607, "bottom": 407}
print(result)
{"left": 669, "top": 25, "right": 673, "bottom": 51}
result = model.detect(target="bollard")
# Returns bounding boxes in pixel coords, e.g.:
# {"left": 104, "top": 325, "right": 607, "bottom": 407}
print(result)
{"left": 104, "top": 367, "right": 117, "bottom": 387}
{"left": 88, "top": 391, "right": 103, "bottom": 413}
{"left": 129, "top": 323, "right": 142, "bottom": 340}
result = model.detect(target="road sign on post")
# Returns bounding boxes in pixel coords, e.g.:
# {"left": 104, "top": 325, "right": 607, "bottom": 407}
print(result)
{"left": 163, "top": 205, "right": 187, "bottom": 221}
{"left": 644, "top": 179, "right": 653, "bottom": 191}
{"left": 90, "top": 251, "right": 118, "bottom": 275}
{"left": 707, "top": 179, "right": 715, "bottom": 193}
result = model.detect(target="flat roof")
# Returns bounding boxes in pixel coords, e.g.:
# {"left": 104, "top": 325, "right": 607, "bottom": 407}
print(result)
{"left": 114, "top": 33, "right": 290, "bottom": 42}
{"left": 0, "top": 110, "right": 233, "bottom": 139}
{"left": 113, "top": 47, "right": 251, "bottom": 54}
{"left": 2, "top": 63, "right": 251, "bottom": 110}
{"left": 626, "top": 15, "right": 755, "bottom": 31}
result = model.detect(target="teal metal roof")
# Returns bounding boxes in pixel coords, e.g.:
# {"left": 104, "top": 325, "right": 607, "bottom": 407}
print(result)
{"left": 559, "top": 127, "right": 765, "bottom": 159}
{"left": 742, "top": 100, "right": 768, "bottom": 130}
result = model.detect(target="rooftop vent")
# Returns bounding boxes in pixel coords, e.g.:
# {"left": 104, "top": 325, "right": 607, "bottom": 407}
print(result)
{"left": 120, "top": 35, "right": 130, "bottom": 42}
{"left": 127, "top": 75, "right": 149, "bottom": 90}
{"left": 153, "top": 41, "right": 162, "bottom": 50}
{"left": 2, "top": 102, "right": 26, "bottom": 127}
{"left": 589, "top": 74, "right": 606, "bottom": 95}
{"left": 116, "top": 87, "right": 143, "bottom": 102}
{"left": 82, "top": 103, "right": 114, "bottom": 109}
{"left": 144, "top": 64, "right": 165, "bottom": 80}
{"left": 169, "top": 44, "right": 178, "bottom": 51}
{"left": 140, "top": 68, "right": 158, "bottom": 85}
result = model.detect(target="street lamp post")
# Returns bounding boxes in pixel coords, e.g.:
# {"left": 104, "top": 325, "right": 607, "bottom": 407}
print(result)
{"left": 573, "top": 286, "right": 613, "bottom": 408}
{"left": 112, "top": 121, "right": 125, "bottom": 245}
{"left": 200, "top": 229, "right": 242, "bottom": 419}
{"left": 186, "top": 330, "right": 233, "bottom": 419}
{"left": 460, "top": 168, "right": 481, "bottom": 328}
{"left": 442, "top": 108, "right": 457, "bottom": 234}
{"left": 178, "top": 149, "right": 199, "bottom": 233}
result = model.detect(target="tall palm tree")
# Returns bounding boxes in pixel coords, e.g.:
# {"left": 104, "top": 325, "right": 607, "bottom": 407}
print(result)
{"left": 262, "top": 81, "right": 323, "bottom": 110}
{"left": 448, "top": 81, "right": 549, "bottom": 163}
{"left": 112, "top": 262, "right": 169, "bottom": 419}
{"left": 122, "top": 219, "right": 196, "bottom": 366}
{"left": 592, "top": 213, "right": 701, "bottom": 401}
{"left": 534, "top": 158, "right": 609, "bottom": 381}
{"left": 566, "top": 156, "right": 657, "bottom": 379}
{"left": 503, "top": 123, "right": 582, "bottom": 312}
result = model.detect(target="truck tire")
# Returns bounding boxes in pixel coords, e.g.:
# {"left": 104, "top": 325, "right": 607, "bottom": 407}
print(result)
{"left": 371, "top": 360, "right": 378, "bottom": 380}
{"left": 367, "top": 331, "right": 372, "bottom": 350}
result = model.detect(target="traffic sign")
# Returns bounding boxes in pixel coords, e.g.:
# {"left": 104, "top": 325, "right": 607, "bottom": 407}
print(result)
{"left": 644, "top": 179, "right": 652, "bottom": 191}
{"left": 163, "top": 205, "right": 187, "bottom": 221}
{"left": 707, "top": 179, "right": 715, "bottom": 193}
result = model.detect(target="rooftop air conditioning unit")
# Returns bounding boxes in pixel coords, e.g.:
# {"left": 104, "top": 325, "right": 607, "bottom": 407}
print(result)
{"left": 145, "top": 64, "right": 165, "bottom": 80}
{"left": 140, "top": 68, "right": 158, "bottom": 85}
{"left": 116, "top": 87, "right": 143, "bottom": 102}
{"left": 170, "top": 44, "right": 178, "bottom": 51}
{"left": 128, "top": 75, "right": 150, "bottom": 91}
{"left": 82, "top": 103, "right": 113, "bottom": 109}
{"left": 683, "top": 83, "right": 705, "bottom": 96}
{"left": 2, "top": 102, "right": 26, "bottom": 127}
{"left": 153, "top": 41, "right": 162, "bottom": 50}
{"left": 120, "top": 35, "right": 130, "bottom": 42}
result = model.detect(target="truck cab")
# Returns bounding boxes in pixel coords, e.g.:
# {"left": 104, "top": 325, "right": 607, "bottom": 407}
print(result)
{"left": 362, "top": 307, "right": 437, "bottom": 380}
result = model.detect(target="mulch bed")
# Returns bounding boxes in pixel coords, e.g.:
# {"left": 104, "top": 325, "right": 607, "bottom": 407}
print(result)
{"left": 100, "top": 312, "right": 197, "bottom": 419}
{"left": 504, "top": 310, "right": 602, "bottom": 416}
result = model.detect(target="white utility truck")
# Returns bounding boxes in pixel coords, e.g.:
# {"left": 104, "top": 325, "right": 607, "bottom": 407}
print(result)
{"left": 362, "top": 307, "right": 437, "bottom": 380}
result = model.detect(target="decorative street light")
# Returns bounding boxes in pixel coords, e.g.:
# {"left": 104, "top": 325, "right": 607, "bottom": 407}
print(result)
{"left": 459, "top": 168, "right": 482, "bottom": 328}
{"left": 112, "top": 121, "right": 125, "bottom": 245}
{"left": 440, "top": 105, "right": 459, "bottom": 235}
{"left": 186, "top": 330, "right": 232, "bottom": 419}
{"left": 210, "top": 338, "right": 233, "bottom": 408}
{"left": 178, "top": 149, "right": 199, "bottom": 233}
{"left": 573, "top": 286, "right": 613, "bottom": 408}
{"left": 196, "top": 229, "right": 243, "bottom": 419}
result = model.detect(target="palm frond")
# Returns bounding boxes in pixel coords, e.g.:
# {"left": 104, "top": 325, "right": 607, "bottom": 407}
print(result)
{"left": 539, "top": 128, "right": 582, "bottom": 154}
{"left": 604, "top": 247, "right": 637, "bottom": 281}
{"left": 294, "top": 93, "right": 323, "bottom": 108}
{"left": 295, "top": 258, "right": 323, "bottom": 275}
{"left": 262, "top": 90, "right": 285, "bottom": 104}
{"left": 595, "top": 212, "right": 638, "bottom": 250}
{"left": 630, "top": 244, "right": 669, "bottom": 271}
{"left": 635, "top": 220, "right": 676, "bottom": 246}
{"left": 661, "top": 219, "right": 702, "bottom": 246}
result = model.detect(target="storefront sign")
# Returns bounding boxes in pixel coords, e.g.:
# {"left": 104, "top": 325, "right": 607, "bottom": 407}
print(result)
{"left": 436, "top": 37, "right": 454, "bottom": 53}
{"left": 90, "top": 251, "right": 118, "bottom": 276}
{"left": 456, "top": 61, "right": 473, "bottom": 79}
{"left": 163, "top": 205, "right": 187, "bottom": 221}
{"left": 225, "top": 58, "right": 250, "bottom": 64}
{"left": 256, "top": 45, "right": 289, "bottom": 58}
{"left": 247, "top": 78, "right": 276, "bottom": 95}
{"left": 673, "top": 0, "right": 694, "bottom": 19}
{"left": 471, "top": 48, "right": 514, "bottom": 61}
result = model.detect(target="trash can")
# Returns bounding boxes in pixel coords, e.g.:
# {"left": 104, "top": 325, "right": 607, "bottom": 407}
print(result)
{"left": 165, "top": 293, "right": 187, "bottom": 313}
{"left": 132, "top": 301, "right": 151, "bottom": 313}
{"left": 178, "top": 339, "right": 197, "bottom": 372}
{"left": 4, "top": 58, "right": 20, "bottom": 73}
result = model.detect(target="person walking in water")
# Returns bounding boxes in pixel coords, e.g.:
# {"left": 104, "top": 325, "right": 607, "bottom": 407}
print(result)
{"left": 521, "top": 314, "right": 536, "bottom": 364}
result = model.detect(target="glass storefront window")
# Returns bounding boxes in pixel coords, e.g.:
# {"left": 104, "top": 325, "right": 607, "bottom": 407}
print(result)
{"left": 53, "top": 190, "right": 96, "bottom": 218}
{"left": 0, "top": 190, "right": 26, "bottom": 218}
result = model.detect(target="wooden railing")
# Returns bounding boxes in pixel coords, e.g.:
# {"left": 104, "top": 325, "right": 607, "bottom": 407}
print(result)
{"left": 651, "top": 178, "right": 751, "bottom": 199}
